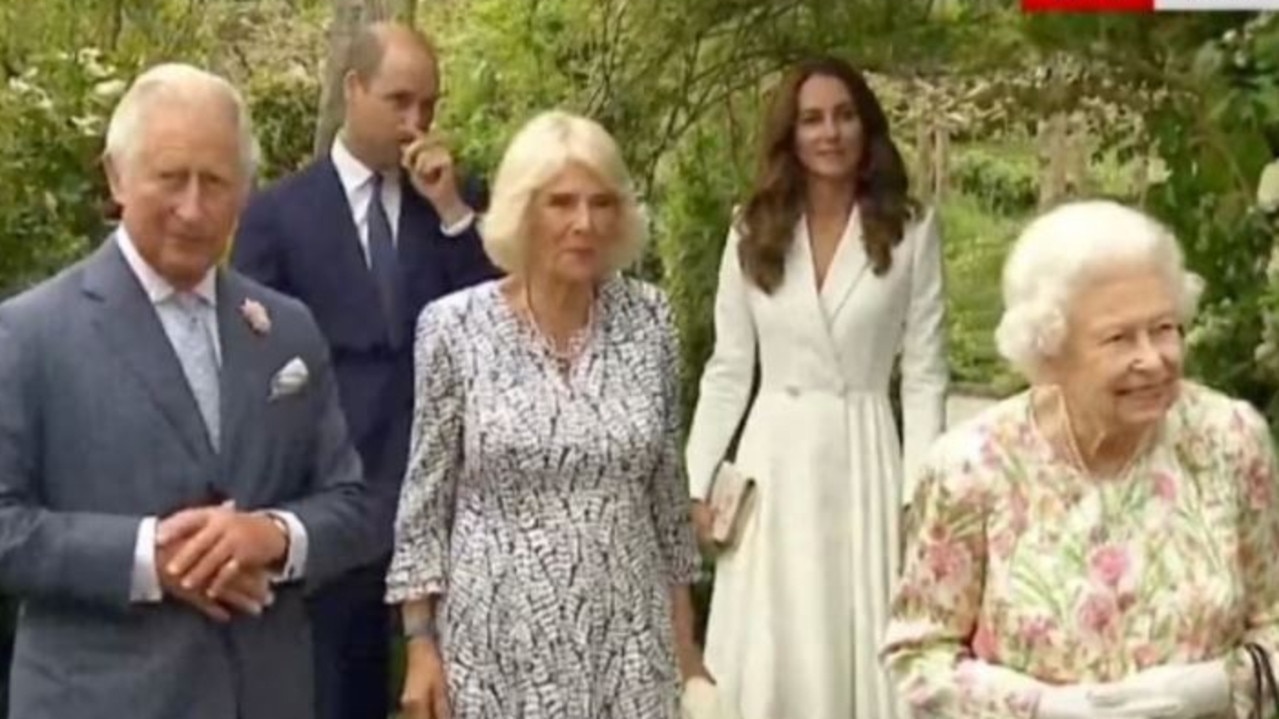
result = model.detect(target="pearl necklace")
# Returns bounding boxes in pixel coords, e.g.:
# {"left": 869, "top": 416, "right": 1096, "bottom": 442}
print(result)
{"left": 1055, "top": 389, "right": 1151, "bottom": 479}
{"left": 523, "top": 282, "right": 594, "bottom": 369}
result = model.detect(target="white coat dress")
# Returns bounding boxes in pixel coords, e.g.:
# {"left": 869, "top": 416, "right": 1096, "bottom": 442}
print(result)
{"left": 685, "top": 207, "right": 947, "bottom": 719}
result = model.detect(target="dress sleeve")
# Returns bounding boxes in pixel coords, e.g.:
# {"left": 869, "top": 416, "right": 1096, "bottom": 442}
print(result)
{"left": 385, "top": 301, "right": 465, "bottom": 603}
{"left": 648, "top": 290, "right": 702, "bottom": 585}
{"left": 899, "top": 208, "right": 949, "bottom": 505}
{"left": 881, "top": 446, "right": 1043, "bottom": 719}
{"left": 684, "top": 224, "right": 759, "bottom": 500}
{"left": 1224, "top": 400, "right": 1279, "bottom": 718}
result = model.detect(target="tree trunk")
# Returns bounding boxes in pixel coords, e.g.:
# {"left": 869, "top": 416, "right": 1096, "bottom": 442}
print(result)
{"left": 1037, "top": 112, "right": 1068, "bottom": 210}
{"left": 1063, "top": 113, "right": 1091, "bottom": 198}
{"left": 313, "top": 0, "right": 392, "bottom": 157}
{"left": 912, "top": 119, "right": 948, "bottom": 204}
{"left": 1134, "top": 153, "right": 1150, "bottom": 207}
{"left": 399, "top": 0, "right": 417, "bottom": 24}
{"left": 914, "top": 121, "right": 934, "bottom": 204}
{"left": 107, "top": 0, "right": 126, "bottom": 51}
{"left": 930, "top": 124, "right": 949, "bottom": 203}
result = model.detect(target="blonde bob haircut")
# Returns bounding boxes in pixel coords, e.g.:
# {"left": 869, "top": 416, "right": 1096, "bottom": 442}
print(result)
{"left": 481, "top": 110, "right": 646, "bottom": 274}
{"left": 994, "top": 199, "right": 1203, "bottom": 379}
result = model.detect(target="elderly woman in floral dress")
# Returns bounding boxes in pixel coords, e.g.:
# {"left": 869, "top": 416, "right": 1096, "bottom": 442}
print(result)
{"left": 881, "top": 200, "right": 1279, "bottom": 719}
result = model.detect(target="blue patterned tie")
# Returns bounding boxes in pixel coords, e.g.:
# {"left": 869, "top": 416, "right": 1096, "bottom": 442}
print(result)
{"left": 368, "top": 173, "right": 404, "bottom": 348}
{"left": 171, "top": 293, "right": 221, "bottom": 451}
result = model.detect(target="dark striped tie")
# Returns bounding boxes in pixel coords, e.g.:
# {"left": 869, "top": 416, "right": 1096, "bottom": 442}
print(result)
{"left": 367, "top": 173, "right": 404, "bottom": 348}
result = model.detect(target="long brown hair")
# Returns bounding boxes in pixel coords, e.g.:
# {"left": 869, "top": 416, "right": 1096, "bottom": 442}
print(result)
{"left": 738, "top": 57, "right": 915, "bottom": 293}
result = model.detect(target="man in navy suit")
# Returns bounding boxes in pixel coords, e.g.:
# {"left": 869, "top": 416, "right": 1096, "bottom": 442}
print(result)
{"left": 232, "top": 22, "right": 496, "bottom": 719}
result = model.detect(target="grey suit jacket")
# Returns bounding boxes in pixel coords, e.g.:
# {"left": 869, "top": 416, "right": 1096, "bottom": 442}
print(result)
{"left": 0, "top": 239, "right": 379, "bottom": 719}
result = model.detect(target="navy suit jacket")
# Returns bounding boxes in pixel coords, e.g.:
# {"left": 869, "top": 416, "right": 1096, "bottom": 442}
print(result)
{"left": 232, "top": 157, "right": 498, "bottom": 554}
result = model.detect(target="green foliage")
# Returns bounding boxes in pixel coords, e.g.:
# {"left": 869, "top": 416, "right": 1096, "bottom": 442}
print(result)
{"left": 937, "top": 189, "right": 1024, "bottom": 394}
{"left": 1137, "top": 14, "right": 1279, "bottom": 424}
{"left": 0, "top": 49, "right": 126, "bottom": 293}
{"left": 247, "top": 71, "right": 322, "bottom": 182}
{"left": 949, "top": 143, "right": 1039, "bottom": 216}
{"left": 0, "top": 0, "right": 324, "bottom": 292}
{"left": 653, "top": 122, "right": 751, "bottom": 422}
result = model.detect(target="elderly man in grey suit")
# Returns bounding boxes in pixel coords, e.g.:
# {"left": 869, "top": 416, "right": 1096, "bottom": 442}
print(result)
{"left": 0, "top": 62, "right": 378, "bottom": 719}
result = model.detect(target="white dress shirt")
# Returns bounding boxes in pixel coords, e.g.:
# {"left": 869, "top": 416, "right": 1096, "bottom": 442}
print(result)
{"left": 330, "top": 135, "right": 475, "bottom": 268}
{"left": 115, "top": 229, "right": 310, "bottom": 603}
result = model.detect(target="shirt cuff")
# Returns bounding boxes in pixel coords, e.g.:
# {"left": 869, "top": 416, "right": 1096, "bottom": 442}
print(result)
{"left": 129, "top": 517, "right": 163, "bottom": 603}
{"left": 265, "top": 510, "right": 309, "bottom": 583}
{"left": 440, "top": 210, "right": 477, "bottom": 237}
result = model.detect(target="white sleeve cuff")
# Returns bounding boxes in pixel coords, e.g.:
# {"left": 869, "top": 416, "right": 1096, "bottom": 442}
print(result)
{"left": 129, "top": 517, "right": 163, "bottom": 603}
{"left": 440, "top": 210, "right": 477, "bottom": 237}
{"left": 266, "top": 510, "right": 309, "bottom": 583}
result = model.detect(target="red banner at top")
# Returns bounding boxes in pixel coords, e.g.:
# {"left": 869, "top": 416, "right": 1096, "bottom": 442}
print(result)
{"left": 1022, "top": 0, "right": 1153, "bottom": 10}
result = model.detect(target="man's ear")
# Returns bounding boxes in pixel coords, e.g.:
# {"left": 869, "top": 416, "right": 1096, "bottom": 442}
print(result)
{"left": 343, "top": 69, "right": 362, "bottom": 105}
{"left": 103, "top": 153, "right": 127, "bottom": 205}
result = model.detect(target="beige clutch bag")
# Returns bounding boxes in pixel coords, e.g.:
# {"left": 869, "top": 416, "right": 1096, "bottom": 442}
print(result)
{"left": 707, "top": 462, "right": 757, "bottom": 549}
{"left": 681, "top": 677, "right": 742, "bottom": 719}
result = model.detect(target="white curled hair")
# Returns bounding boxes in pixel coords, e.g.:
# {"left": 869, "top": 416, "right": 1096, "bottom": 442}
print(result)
{"left": 104, "top": 62, "right": 258, "bottom": 181}
{"left": 994, "top": 200, "right": 1204, "bottom": 378}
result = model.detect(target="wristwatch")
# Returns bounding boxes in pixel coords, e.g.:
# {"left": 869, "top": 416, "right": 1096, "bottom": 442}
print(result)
{"left": 403, "top": 615, "right": 438, "bottom": 643}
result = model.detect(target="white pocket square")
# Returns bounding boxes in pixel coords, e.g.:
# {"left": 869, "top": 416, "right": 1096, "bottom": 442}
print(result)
{"left": 269, "top": 357, "right": 309, "bottom": 400}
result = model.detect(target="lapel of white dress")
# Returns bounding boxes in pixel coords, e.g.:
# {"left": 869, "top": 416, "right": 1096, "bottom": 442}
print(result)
{"left": 788, "top": 218, "right": 843, "bottom": 369}
{"left": 818, "top": 206, "right": 871, "bottom": 324}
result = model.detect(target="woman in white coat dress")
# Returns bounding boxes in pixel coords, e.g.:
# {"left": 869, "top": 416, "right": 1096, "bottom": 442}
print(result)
{"left": 685, "top": 57, "right": 948, "bottom": 719}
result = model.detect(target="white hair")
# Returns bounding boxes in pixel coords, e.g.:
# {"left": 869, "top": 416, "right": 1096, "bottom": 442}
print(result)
{"left": 104, "top": 63, "right": 258, "bottom": 180}
{"left": 480, "top": 110, "right": 646, "bottom": 274}
{"left": 995, "top": 200, "right": 1204, "bottom": 377}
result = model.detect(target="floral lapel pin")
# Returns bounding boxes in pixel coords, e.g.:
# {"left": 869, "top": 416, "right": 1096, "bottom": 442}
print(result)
{"left": 240, "top": 298, "right": 272, "bottom": 336}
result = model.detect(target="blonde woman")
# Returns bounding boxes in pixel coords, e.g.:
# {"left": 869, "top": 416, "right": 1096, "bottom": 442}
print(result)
{"left": 387, "top": 111, "right": 708, "bottom": 719}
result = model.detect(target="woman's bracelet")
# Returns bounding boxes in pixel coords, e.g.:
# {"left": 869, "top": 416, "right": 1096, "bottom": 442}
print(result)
{"left": 403, "top": 615, "right": 438, "bottom": 643}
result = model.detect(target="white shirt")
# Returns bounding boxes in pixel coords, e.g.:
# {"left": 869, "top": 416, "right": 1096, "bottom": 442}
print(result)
{"left": 330, "top": 135, "right": 476, "bottom": 268}
{"left": 115, "top": 229, "right": 310, "bottom": 603}
{"left": 332, "top": 136, "right": 404, "bottom": 265}
{"left": 117, "top": 225, "right": 221, "bottom": 360}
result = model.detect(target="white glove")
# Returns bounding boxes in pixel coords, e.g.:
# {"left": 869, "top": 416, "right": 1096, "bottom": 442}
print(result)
{"left": 1036, "top": 682, "right": 1185, "bottom": 719}
{"left": 681, "top": 676, "right": 742, "bottom": 719}
{"left": 1107, "top": 660, "right": 1231, "bottom": 719}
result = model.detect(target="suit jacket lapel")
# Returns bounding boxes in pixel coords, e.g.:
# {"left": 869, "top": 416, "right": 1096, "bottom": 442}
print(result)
{"left": 314, "top": 159, "right": 384, "bottom": 310}
{"left": 81, "top": 240, "right": 212, "bottom": 461}
{"left": 819, "top": 207, "right": 870, "bottom": 322}
{"left": 215, "top": 271, "right": 269, "bottom": 464}
{"left": 315, "top": 159, "right": 410, "bottom": 345}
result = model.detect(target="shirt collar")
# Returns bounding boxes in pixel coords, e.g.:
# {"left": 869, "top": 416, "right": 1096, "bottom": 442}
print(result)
{"left": 331, "top": 133, "right": 396, "bottom": 196}
{"left": 114, "top": 227, "right": 217, "bottom": 307}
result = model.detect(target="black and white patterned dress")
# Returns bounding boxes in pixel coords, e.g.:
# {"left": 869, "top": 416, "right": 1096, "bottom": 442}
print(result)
{"left": 386, "top": 277, "right": 701, "bottom": 719}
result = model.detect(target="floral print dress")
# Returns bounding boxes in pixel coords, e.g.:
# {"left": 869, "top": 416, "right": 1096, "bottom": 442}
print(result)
{"left": 882, "top": 381, "right": 1279, "bottom": 718}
